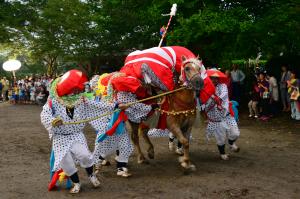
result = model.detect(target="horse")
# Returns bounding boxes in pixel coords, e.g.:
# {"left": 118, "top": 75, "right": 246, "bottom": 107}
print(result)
{"left": 128, "top": 58, "right": 205, "bottom": 170}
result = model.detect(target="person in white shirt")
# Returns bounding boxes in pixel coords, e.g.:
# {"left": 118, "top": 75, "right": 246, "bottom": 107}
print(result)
{"left": 267, "top": 72, "right": 279, "bottom": 115}
{"left": 231, "top": 64, "right": 245, "bottom": 102}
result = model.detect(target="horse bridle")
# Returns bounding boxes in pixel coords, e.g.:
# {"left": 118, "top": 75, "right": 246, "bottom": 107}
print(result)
{"left": 181, "top": 62, "right": 202, "bottom": 91}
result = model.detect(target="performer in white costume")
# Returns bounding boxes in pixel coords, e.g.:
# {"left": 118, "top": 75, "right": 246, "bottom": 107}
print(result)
{"left": 92, "top": 73, "right": 157, "bottom": 177}
{"left": 41, "top": 70, "right": 112, "bottom": 194}
{"left": 205, "top": 71, "right": 240, "bottom": 160}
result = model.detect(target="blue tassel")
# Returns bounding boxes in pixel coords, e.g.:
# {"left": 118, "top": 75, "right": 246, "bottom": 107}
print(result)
{"left": 230, "top": 100, "right": 239, "bottom": 122}
{"left": 49, "top": 150, "right": 55, "bottom": 180}
{"left": 97, "top": 109, "right": 125, "bottom": 142}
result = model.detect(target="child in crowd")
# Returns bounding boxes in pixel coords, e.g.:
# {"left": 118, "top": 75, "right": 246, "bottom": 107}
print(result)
{"left": 13, "top": 83, "right": 19, "bottom": 104}
{"left": 257, "top": 73, "right": 270, "bottom": 120}
{"left": 30, "top": 83, "right": 36, "bottom": 104}
{"left": 18, "top": 83, "right": 25, "bottom": 104}
{"left": 8, "top": 88, "right": 13, "bottom": 104}
{"left": 248, "top": 81, "right": 260, "bottom": 118}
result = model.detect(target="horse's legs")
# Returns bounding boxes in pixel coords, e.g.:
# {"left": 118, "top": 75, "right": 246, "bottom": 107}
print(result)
{"left": 126, "top": 121, "right": 146, "bottom": 164}
{"left": 167, "top": 120, "right": 192, "bottom": 170}
{"left": 182, "top": 124, "right": 196, "bottom": 171}
{"left": 140, "top": 127, "right": 154, "bottom": 159}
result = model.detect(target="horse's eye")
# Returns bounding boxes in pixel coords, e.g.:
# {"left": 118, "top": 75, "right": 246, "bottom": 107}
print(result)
{"left": 185, "top": 67, "right": 190, "bottom": 71}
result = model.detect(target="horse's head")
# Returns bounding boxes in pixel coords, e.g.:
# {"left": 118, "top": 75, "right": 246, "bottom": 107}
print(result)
{"left": 181, "top": 57, "right": 205, "bottom": 92}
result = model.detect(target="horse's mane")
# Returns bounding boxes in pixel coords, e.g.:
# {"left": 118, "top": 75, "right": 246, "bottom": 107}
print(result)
{"left": 182, "top": 58, "right": 203, "bottom": 68}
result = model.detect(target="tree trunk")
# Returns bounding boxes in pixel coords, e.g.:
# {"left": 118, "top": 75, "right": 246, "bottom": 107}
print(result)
{"left": 44, "top": 55, "right": 57, "bottom": 77}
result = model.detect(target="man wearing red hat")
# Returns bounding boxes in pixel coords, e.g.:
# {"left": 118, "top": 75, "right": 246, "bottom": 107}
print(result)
{"left": 204, "top": 69, "right": 240, "bottom": 160}
{"left": 41, "top": 69, "right": 115, "bottom": 194}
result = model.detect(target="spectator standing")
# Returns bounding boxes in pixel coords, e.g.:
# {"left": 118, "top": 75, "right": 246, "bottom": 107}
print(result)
{"left": 30, "top": 83, "right": 36, "bottom": 104}
{"left": 36, "top": 85, "right": 48, "bottom": 105}
{"left": 257, "top": 73, "right": 270, "bottom": 120}
{"left": 267, "top": 72, "right": 279, "bottom": 116}
{"left": 1, "top": 77, "right": 9, "bottom": 101}
{"left": 231, "top": 64, "right": 245, "bottom": 103}
{"left": 0, "top": 78, "right": 3, "bottom": 102}
{"left": 248, "top": 80, "right": 260, "bottom": 118}
{"left": 13, "top": 83, "right": 19, "bottom": 103}
{"left": 288, "top": 71, "right": 300, "bottom": 120}
{"left": 280, "top": 65, "right": 291, "bottom": 112}
{"left": 18, "top": 83, "right": 25, "bottom": 104}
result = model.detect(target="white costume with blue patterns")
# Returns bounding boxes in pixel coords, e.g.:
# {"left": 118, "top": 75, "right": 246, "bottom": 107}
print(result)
{"left": 41, "top": 98, "right": 113, "bottom": 173}
{"left": 205, "top": 83, "right": 240, "bottom": 145}
{"left": 93, "top": 91, "right": 152, "bottom": 164}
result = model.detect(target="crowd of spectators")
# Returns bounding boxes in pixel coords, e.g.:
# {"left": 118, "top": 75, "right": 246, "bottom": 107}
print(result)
{"left": 225, "top": 64, "right": 300, "bottom": 121}
{"left": 0, "top": 75, "right": 52, "bottom": 105}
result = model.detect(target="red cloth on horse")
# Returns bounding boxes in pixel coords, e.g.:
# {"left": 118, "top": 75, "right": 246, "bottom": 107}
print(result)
{"left": 171, "top": 46, "right": 196, "bottom": 73}
{"left": 121, "top": 46, "right": 196, "bottom": 92}
{"left": 111, "top": 76, "right": 147, "bottom": 98}
{"left": 101, "top": 73, "right": 147, "bottom": 98}
{"left": 100, "top": 73, "right": 113, "bottom": 86}
{"left": 157, "top": 99, "right": 169, "bottom": 129}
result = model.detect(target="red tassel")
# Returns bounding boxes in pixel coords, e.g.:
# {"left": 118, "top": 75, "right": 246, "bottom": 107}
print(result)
{"left": 48, "top": 169, "right": 63, "bottom": 191}
{"left": 105, "top": 111, "right": 128, "bottom": 136}
{"left": 157, "top": 100, "right": 169, "bottom": 129}
{"left": 229, "top": 102, "right": 234, "bottom": 117}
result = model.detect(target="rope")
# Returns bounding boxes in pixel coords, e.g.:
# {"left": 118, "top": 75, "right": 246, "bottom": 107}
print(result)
{"left": 62, "top": 87, "right": 186, "bottom": 125}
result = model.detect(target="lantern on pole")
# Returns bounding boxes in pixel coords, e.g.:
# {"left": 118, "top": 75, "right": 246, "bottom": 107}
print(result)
{"left": 2, "top": 60, "right": 22, "bottom": 83}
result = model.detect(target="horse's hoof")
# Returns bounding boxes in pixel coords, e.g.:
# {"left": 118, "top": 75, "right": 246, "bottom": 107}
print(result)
{"left": 230, "top": 144, "right": 240, "bottom": 153}
{"left": 148, "top": 152, "right": 154, "bottom": 159}
{"left": 147, "top": 149, "right": 155, "bottom": 159}
{"left": 137, "top": 157, "right": 149, "bottom": 164}
{"left": 181, "top": 161, "right": 189, "bottom": 169}
{"left": 168, "top": 141, "right": 175, "bottom": 151}
{"left": 137, "top": 155, "right": 146, "bottom": 164}
{"left": 101, "top": 160, "right": 111, "bottom": 166}
{"left": 220, "top": 154, "right": 229, "bottom": 160}
{"left": 180, "top": 161, "right": 196, "bottom": 171}
{"left": 178, "top": 156, "right": 185, "bottom": 163}
{"left": 175, "top": 148, "right": 184, "bottom": 156}
{"left": 189, "top": 164, "right": 197, "bottom": 171}
{"left": 137, "top": 159, "right": 144, "bottom": 164}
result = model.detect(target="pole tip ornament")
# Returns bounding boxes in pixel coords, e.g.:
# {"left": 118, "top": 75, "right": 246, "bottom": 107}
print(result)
{"left": 170, "top": 4, "right": 177, "bottom": 16}
{"left": 162, "top": 3, "right": 177, "bottom": 16}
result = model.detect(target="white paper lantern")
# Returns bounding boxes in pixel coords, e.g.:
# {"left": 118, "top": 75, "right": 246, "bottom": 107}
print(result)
{"left": 2, "top": 60, "right": 22, "bottom": 71}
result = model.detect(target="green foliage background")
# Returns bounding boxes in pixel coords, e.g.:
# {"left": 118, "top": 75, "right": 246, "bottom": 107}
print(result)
{"left": 0, "top": 0, "right": 299, "bottom": 77}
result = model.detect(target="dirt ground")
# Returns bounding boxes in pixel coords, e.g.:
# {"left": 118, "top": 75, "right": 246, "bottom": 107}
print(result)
{"left": 0, "top": 102, "right": 299, "bottom": 199}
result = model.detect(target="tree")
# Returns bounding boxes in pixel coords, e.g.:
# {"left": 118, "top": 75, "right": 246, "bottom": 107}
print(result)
{"left": 0, "top": 0, "right": 299, "bottom": 76}
{"left": 168, "top": 0, "right": 300, "bottom": 67}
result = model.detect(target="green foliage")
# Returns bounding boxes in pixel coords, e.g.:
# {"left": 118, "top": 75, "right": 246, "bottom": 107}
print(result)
{"left": 0, "top": 0, "right": 299, "bottom": 76}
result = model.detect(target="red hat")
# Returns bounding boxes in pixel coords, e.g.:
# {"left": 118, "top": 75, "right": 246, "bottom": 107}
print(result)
{"left": 207, "top": 69, "right": 228, "bottom": 84}
{"left": 56, "top": 70, "right": 88, "bottom": 97}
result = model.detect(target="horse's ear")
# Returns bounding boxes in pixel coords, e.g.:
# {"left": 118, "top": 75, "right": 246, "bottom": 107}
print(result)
{"left": 181, "top": 55, "right": 187, "bottom": 62}
{"left": 179, "top": 74, "right": 183, "bottom": 81}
